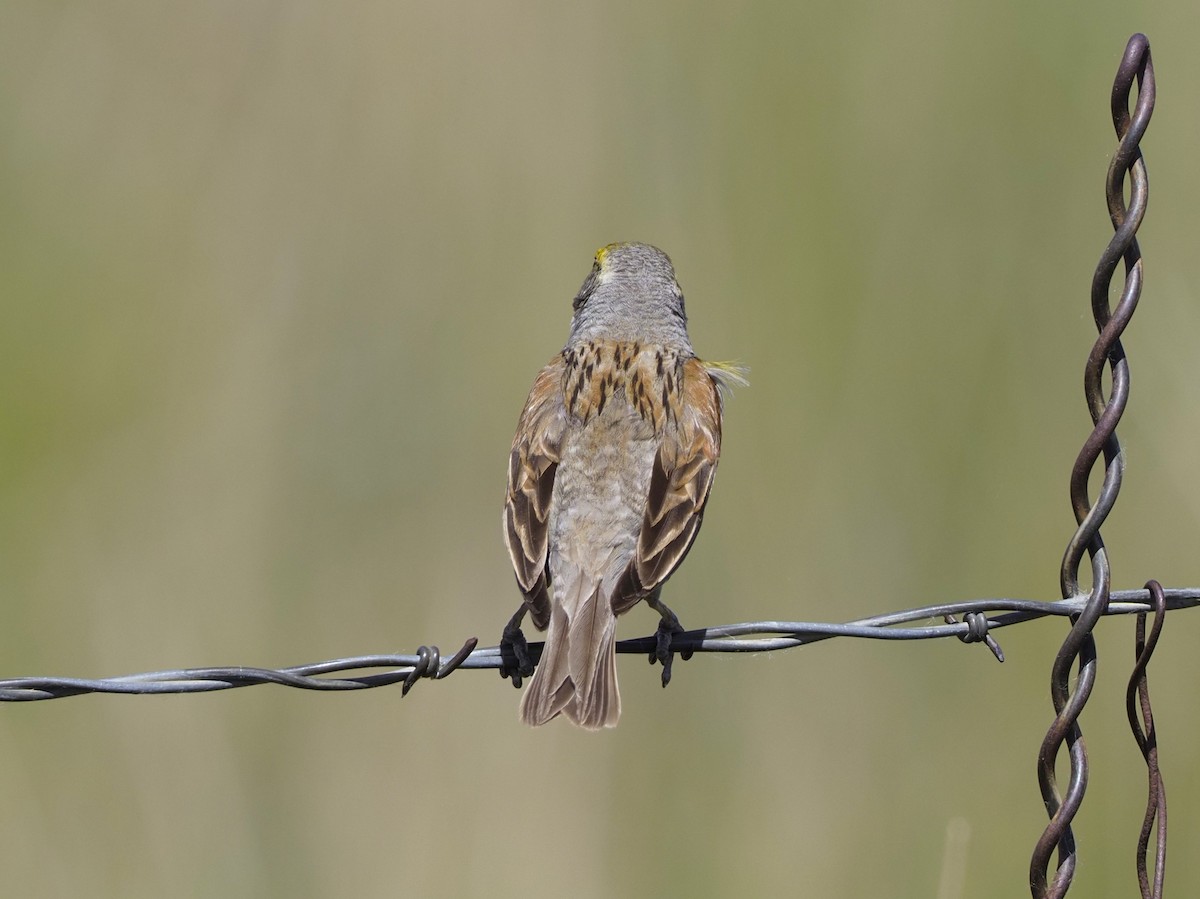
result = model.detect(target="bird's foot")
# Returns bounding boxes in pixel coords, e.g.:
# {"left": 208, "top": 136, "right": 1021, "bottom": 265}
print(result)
{"left": 649, "top": 607, "right": 693, "bottom": 688}
{"left": 499, "top": 611, "right": 535, "bottom": 688}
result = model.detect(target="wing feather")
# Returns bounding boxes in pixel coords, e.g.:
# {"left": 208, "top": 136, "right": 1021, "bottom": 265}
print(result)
{"left": 503, "top": 356, "right": 568, "bottom": 630}
{"left": 612, "top": 357, "right": 725, "bottom": 613}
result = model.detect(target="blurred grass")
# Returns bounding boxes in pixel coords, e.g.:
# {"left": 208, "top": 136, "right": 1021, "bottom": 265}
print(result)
{"left": 1, "top": 2, "right": 1199, "bottom": 897}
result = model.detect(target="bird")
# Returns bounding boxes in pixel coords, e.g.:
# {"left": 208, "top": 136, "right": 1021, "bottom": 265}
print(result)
{"left": 501, "top": 242, "right": 744, "bottom": 728}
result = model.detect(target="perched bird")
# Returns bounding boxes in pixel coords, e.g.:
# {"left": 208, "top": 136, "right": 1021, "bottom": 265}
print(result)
{"left": 501, "top": 242, "right": 743, "bottom": 728}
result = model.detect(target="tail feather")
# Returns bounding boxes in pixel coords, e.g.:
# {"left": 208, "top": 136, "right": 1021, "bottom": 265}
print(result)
{"left": 519, "top": 578, "right": 620, "bottom": 729}
{"left": 567, "top": 609, "right": 619, "bottom": 729}
{"left": 519, "top": 603, "right": 574, "bottom": 726}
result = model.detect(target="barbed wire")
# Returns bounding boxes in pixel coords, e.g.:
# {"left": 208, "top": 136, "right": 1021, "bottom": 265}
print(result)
{"left": 2, "top": 586, "right": 1196, "bottom": 702}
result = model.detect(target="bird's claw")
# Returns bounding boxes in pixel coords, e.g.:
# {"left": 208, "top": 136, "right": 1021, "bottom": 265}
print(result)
{"left": 499, "top": 619, "right": 535, "bottom": 688}
{"left": 649, "top": 616, "right": 692, "bottom": 688}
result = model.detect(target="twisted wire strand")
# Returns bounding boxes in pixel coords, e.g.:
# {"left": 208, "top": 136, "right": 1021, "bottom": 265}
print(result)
{"left": 1031, "top": 33, "right": 1154, "bottom": 899}
{"left": 1, "top": 587, "right": 1196, "bottom": 702}
{"left": 1127, "top": 580, "right": 1167, "bottom": 899}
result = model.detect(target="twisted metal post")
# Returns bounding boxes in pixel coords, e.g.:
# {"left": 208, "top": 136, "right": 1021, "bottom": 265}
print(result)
{"left": 1127, "top": 579, "right": 1167, "bottom": 898}
{"left": 1030, "top": 33, "right": 1154, "bottom": 899}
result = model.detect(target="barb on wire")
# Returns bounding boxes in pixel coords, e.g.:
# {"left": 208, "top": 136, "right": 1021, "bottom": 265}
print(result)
{"left": 2, "top": 587, "right": 1197, "bottom": 702}
{"left": 1030, "top": 32, "right": 1155, "bottom": 899}
{"left": 1127, "top": 579, "right": 1167, "bottom": 899}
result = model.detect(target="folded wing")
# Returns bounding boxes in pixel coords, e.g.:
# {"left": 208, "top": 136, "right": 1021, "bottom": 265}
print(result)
{"left": 503, "top": 356, "right": 568, "bottom": 629}
{"left": 613, "top": 357, "right": 725, "bottom": 614}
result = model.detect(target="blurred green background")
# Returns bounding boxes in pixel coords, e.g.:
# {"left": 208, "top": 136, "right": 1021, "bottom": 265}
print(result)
{"left": 1, "top": 3, "right": 1198, "bottom": 897}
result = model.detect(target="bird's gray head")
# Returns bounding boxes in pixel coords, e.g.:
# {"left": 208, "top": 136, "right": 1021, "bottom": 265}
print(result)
{"left": 566, "top": 242, "right": 693, "bottom": 351}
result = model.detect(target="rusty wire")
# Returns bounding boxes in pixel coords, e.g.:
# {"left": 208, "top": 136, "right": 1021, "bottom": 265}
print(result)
{"left": 1029, "top": 33, "right": 1156, "bottom": 899}
{"left": 1128, "top": 579, "right": 1168, "bottom": 899}
{"left": 2, "top": 587, "right": 1197, "bottom": 702}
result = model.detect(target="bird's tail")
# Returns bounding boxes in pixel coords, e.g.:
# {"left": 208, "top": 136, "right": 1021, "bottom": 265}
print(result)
{"left": 519, "top": 575, "right": 620, "bottom": 729}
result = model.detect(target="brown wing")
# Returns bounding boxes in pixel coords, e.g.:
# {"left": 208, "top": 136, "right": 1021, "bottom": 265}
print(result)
{"left": 612, "top": 358, "right": 724, "bottom": 614}
{"left": 503, "top": 355, "right": 568, "bottom": 630}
